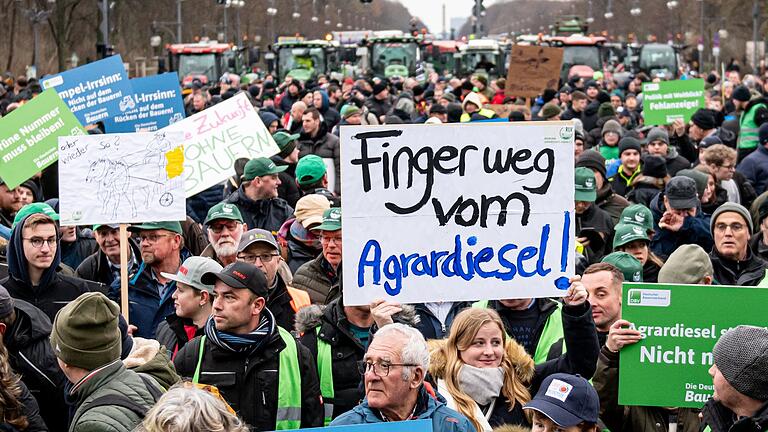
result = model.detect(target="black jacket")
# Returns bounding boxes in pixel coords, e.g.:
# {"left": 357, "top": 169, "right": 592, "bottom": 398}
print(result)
{"left": 3, "top": 300, "right": 68, "bottom": 432}
{"left": 271, "top": 156, "right": 301, "bottom": 209}
{"left": 267, "top": 273, "right": 299, "bottom": 331}
{"left": 155, "top": 314, "right": 204, "bottom": 360}
{"left": 701, "top": 399, "right": 768, "bottom": 432}
{"left": 709, "top": 248, "right": 768, "bottom": 286}
{"left": 297, "top": 122, "right": 341, "bottom": 196}
{"left": 74, "top": 238, "right": 140, "bottom": 286}
{"left": 1, "top": 274, "right": 92, "bottom": 324}
{"left": 174, "top": 320, "right": 324, "bottom": 430}
{"left": 412, "top": 302, "right": 471, "bottom": 340}
{"left": 224, "top": 188, "right": 294, "bottom": 235}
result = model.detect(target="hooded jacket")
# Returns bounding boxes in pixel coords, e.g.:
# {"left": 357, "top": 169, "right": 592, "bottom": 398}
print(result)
{"left": 4, "top": 299, "right": 68, "bottom": 432}
{"left": 649, "top": 193, "right": 713, "bottom": 260}
{"left": 1, "top": 214, "right": 91, "bottom": 322}
{"left": 298, "top": 121, "right": 342, "bottom": 196}
{"left": 661, "top": 146, "right": 691, "bottom": 177}
{"left": 314, "top": 90, "right": 341, "bottom": 130}
{"left": 223, "top": 187, "right": 295, "bottom": 235}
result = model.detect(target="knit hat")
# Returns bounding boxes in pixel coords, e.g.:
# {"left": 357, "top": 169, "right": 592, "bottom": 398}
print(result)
{"left": 601, "top": 119, "right": 623, "bottom": 138}
{"left": 372, "top": 81, "right": 388, "bottom": 96}
{"left": 657, "top": 244, "right": 713, "bottom": 284}
{"left": 576, "top": 150, "right": 607, "bottom": 181}
{"left": 713, "top": 325, "right": 768, "bottom": 401}
{"left": 272, "top": 131, "right": 299, "bottom": 158}
{"left": 618, "top": 137, "right": 642, "bottom": 156}
{"left": 542, "top": 88, "right": 557, "bottom": 104}
{"left": 340, "top": 104, "right": 361, "bottom": 119}
{"left": 711, "top": 202, "right": 753, "bottom": 236}
{"left": 620, "top": 204, "right": 654, "bottom": 233}
{"left": 440, "top": 93, "right": 456, "bottom": 103}
{"left": 732, "top": 85, "right": 751, "bottom": 102}
{"left": 597, "top": 102, "right": 616, "bottom": 119}
{"left": 642, "top": 155, "right": 667, "bottom": 178}
{"left": 645, "top": 127, "right": 669, "bottom": 145}
{"left": 676, "top": 169, "right": 708, "bottom": 201}
{"left": 602, "top": 252, "right": 643, "bottom": 282}
{"left": 0, "top": 284, "right": 13, "bottom": 318}
{"left": 691, "top": 109, "right": 716, "bottom": 130}
{"left": 50, "top": 292, "right": 122, "bottom": 370}
{"left": 759, "top": 122, "right": 768, "bottom": 146}
{"left": 540, "top": 103, "right": 562, "bottom": 119}
{"left": 613, "top": 223, "right": 650, "bottom": 249}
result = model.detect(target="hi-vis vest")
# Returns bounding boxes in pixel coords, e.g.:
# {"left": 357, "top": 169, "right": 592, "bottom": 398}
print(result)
{"left": 738, "top": 101, "right": 767, "bottom": 150}
{"left": 460, "top": 108, "right": 497, "bottom": 122}
{"left": 193, "top": 327, "right": 303, "bottom": 430}
{"left": 472, "top": 300, "right": 565, "bottom": 364}
{"left": 315, "top": 328, "right": 335, "bottom": 426}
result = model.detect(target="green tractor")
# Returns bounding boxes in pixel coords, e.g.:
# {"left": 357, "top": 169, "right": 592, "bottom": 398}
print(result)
{"left": 272, "top": 39, "right": 335, "bottom": 82}
{"left": 367, "top": 35, "right": 422, "bottom": 79}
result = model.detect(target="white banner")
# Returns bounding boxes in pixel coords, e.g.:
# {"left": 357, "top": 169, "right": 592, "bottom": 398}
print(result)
{"left": 162, "top": 92, "right": 280, "bottom": 197}
{"left": 58, "top": 131, "right": 186, "bottom": 225}
{"left": 340, "top": 122, "right": 576, "bottom": 306}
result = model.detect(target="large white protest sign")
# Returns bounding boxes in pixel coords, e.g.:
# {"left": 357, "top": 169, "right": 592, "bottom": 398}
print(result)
{"left": 340, "top": 122, "right": 575, "bottom": 306}
{"left": 58, "top": 131, "right": 186, "bottom": 226}
{"left": 161, "top": 92, "right": 280, "bottom": 197}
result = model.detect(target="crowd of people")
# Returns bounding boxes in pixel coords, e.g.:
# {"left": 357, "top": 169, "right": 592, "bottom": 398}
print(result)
{"left": 0, "top": 63, "right": 767, "bottom": 432}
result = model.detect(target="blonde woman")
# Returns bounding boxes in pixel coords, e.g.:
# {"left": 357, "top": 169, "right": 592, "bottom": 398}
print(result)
{"left": 429, "top": 281, "right": 597, "bottom": 431}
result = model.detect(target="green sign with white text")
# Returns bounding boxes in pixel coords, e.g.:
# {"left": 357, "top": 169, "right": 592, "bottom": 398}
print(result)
{"left": 0, "top": 89, "right": 85, "bottom": 189}
{"left": 619, "top": 282, "right": 768, "bottom": 408}
{"left": 642, "top": 79, "right": 705, "bottom": 125}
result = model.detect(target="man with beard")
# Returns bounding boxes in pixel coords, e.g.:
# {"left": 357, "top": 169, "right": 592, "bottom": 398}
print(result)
{"left": 200, "top": 203, "right": 246, "bottom": 267}
{"left": 108, "top": 221, "right": 191, "bottom": 339}
{"left": 0, "top": 177, "right": 23, "bottom": 229}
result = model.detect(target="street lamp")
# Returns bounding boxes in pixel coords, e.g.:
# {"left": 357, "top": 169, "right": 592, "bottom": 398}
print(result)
{"left": 667, "top": 1, "right": 679, "bottom": 9}
{"left": 604, "top": 0, "right": 614, "bottom": 19}
{"left": 292, "top": 0, "right": 300, "bottom": 19}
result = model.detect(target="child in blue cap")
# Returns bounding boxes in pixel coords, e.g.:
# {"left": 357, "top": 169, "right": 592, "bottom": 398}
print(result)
{"left": 523, "top": 373, "right": 599, "bottom": 432}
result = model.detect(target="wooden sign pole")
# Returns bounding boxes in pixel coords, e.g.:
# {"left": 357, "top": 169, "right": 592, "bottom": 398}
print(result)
{"left": 119, "top": 223, "right": 129, "bottom": 323}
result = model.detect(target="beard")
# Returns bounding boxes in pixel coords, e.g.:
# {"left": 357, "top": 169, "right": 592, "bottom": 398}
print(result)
{"left": 141, "top": 251, "right": 157, "bottom": 265}
{"left": 212, "top": 241, "right": 238, "bottom": 258}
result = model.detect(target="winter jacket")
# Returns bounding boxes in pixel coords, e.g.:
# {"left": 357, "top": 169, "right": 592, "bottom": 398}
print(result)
{"left": 298, "top": 123, "right": 342, "bottom": 196}
{"left": 155, "top": 314, "right": 203, "bottom": 360}
{"left": 186, "top": 185, "right": 224, "bottom": 225}
{"left": 108, "top": 248, "right": 192, "bottom": 339}
{"left": 315, "top": 90, "right": 341, "bottom": 130}
{"left": 75, "top": 239, "right": 140, "bottom": 286}
{"left": 266, "top": 272, "right": 302, "bottom": 331}
{"left": 59, "top": 231, "right": 98, "bottom": 271}
{"left": 363, "top": 96, "right": 392, "bottom": 121}
{"left": 627, "top": 177, "right": 666, "bottom": 208}
{"left": 737, "top": 145, "right": 768, "bottom": 196}
{"left": 279, "top": 91, "right": 299, "bottom": 114}
{"left": 3, "top": 300, "right": 68, "bottom": 432}
{"left": 16, "top": 380, "right": 48, "bottom": 432}
{"left": 596, "top": 183, "right": 631, "bottom": 226}
{"left": 286, "top": 229, "right": 323, "bottom": 274}
{"left": 181, "top": 216, "right": 209, "bottom": 257}
{"left": 68, "top": 360, "right": 161, "bottom": 432}
{"left": 649, "top": 192, "right": 713, "bottom": 260}
{"left": 749, "top": 232, "right": 768, "bottom": 263}
{"left": 293, "top": 253, "right": 337, "bottom": 304}
{"left": 121, "top": 337, "right": 181, "bottom": 391}
{"left": 709, "top": 248, "right": 768, "bottom": 286}
{"left": 661, "top": 146, "right": 690, "bottom": 177}
{"left": 2, "top": 216, "right": 92, "bottom": 323}
{"left": 223, "top": 187, "right": 294, "bottom": 235}
{"left": 174, "top": 319, "right": 324, "bottom": 430}
{"left": 593, "top": 345, "right": 701, "bottom": 432}
{"left": 701, "top": 398, "right": 768, "bottom": 432}
{"left": 330, "top": 385, "right": 476, "bottom": 432}
{"left": 271, "top": 155, "right": 301, "bottom": 208}
{"left": 609, "top": 164, "right": 642, "bottom": 198}
{"left": 413, "top": 302, "right": 471, "bottom": 340}
{"left": 575, "top": 203, "right": 614, "bottom": 263}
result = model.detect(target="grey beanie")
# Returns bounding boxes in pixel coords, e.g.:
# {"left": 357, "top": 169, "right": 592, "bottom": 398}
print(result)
{"left": 646, "top": 127, "right": 669, "bottom": 145}
{"left": 713, "top": 325, "right": 768, "bottom": 401}
{"left": 711, "top": 202, "right": 753, "bottom": 235}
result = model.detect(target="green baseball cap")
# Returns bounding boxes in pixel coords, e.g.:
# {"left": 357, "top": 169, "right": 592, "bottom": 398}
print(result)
{"left": 204, "top": 203, "right": 243, "bottom": 225}
{"left": 242, "top": 157, "right": 288, "bottom": 181}
{"left": 619, "top": 204, "right": 654, "bottom": 233}
{"left": 612, "top": 223, "right": 650, "bottom": 249}
{"left": 574, "top": 167, "right": 597, "bottom": 202}
{"left": 12, "top": 203, "right": 59, "bottom": 228}
{"left": 127, "top": 221, "right": 183, "bottom": 234}
{"left": 602, "top": 251, "right": 643, "bottom": 282}
{"left": 312, "top": 207, "right": 341, "bottom": 231}
{"left": 295, "top": 155, "right": 327, "bottom": 186}
{"left": 272, "top": 131, "right": 300, "bottom": 157}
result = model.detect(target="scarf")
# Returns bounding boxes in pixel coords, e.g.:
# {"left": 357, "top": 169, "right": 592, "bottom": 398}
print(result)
{"left": 458, "top": 364, "right": 505, "bottom": 406}
{"left": 204, "top": 308, "right": 276, "bottom": 354}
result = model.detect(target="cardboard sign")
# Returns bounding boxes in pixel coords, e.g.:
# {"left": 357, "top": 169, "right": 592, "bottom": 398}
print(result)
{"left": 642, "top": 79, "right": 705, "bottom": 125}
{"left": 340, "top": 122, "right": 576, "bottom": 306}
{"left": 41, "top": 55, "right": 133, "bottom": 126}
{"left": 505, "top": 46, "right": 564, "bottom": 98}
{"left": 161, "top": 92, "right": 280, "bottom": 197}
{"left": 0, "top": 89, "right": 86, "bottom": 189}
{"left": 103, "top": 73, "right": 186, "bottom": 133}
{"left": 57, "top": 131, "right": 186, "bottom": 225}
{"left": 619, "top": 282, "right": 768, "bottom": 408}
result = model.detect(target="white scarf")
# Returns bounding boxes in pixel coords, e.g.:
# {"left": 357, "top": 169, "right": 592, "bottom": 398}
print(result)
{"left": 458, "top": 364, "right": 505, "bottom": 406}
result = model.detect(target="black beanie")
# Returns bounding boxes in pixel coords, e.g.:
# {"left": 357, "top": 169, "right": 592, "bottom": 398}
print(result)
{"left": 596, "top": 91, "right": 611, "bottom": 104}
{"left": 542, "top": 88, "right": 557, "bottom": 103}
{"left": 576, "top": 149, "right": 607, "bottom": 181}
{"left": 691, "top": 109, "right": 716, "bottom": 130}
{"left": 642, "top": 155, "right": 668, "bottom": 178}
{"left": 733, "top": 85, "right": 751, "bottom": 102}
{"left": 618, "top": 137, "right": 642, "bottom": 156}
{"left": 372, "top": 81, "right": 388, "bottom": 95}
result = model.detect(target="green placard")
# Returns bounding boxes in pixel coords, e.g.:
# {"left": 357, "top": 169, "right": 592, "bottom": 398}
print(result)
{"left": 619, "top": 282, "right": 768, "bottom": 408}
{"left": 0, "top": 89, "right": 85, "bottom": 189}
{"left": 642, "top": 79, "right": 705, "bottom": 125}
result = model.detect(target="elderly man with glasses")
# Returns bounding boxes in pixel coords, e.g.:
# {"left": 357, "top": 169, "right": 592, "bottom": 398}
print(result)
{"left": 293, "top": 208, "right": 343, "bottom": 304}
{"left": 237, "top": 228, "right": 309, "bottom": 330}
{"left": 330, "top": 323, "right": 475, "bottom": 432}
{"left": 201, "top": 203, "right": 246, "bottom": 267}
{"left": 708, "top": 202, "right": 768, "bottom": 286}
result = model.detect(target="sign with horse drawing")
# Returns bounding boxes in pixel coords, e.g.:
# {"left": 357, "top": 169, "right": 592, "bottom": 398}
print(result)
{"left": 57, "top": 131, "right": 186, "bottom": 225}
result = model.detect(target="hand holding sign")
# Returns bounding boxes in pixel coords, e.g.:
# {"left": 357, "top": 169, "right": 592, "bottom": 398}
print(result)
{"left": 606, "top": 319, "right": 643, "bottom": 352}
{"left": 370, "top": 299, "right": 403, "bottom": 328}
{"left": 564, "top": 276, "right": 589, "bottom": 306}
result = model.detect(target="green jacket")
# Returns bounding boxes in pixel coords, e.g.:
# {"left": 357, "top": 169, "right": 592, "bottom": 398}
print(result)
{"left": 69, "top": 360, "right": 160, "bottom": 432}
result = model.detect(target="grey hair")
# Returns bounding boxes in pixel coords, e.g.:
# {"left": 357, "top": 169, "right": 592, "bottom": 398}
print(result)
{"left": 375, "top": 323, "right": 430, "bottom": 381}
{"left": 135, "top": 384, "right": 249, "bottom": 432}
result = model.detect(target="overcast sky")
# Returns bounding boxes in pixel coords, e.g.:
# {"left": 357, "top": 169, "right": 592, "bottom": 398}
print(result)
{"left": 394, "top": 0, "right": 502, "bottom": 35}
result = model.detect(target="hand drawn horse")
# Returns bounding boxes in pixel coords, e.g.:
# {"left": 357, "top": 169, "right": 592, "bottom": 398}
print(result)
{"left": 86, "top": 158, "right": 140, "bottom": 219}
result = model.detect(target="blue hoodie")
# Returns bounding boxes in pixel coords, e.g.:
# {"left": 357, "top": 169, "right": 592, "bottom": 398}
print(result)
{"left": 314, "top": 89, "right": 341, "bottom": 130}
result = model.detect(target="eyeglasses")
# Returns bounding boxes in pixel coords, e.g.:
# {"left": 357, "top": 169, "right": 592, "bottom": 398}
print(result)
{"left": 321, "top": 235, "right": 342, "bottom": 245}
{"left": 357, "top": 361, "right": 418, "bottom": 377}
{"left": 23, "top": 237, "right": 56, "bottom": 249}
{"left": 208, "top": 221, "right": 241, "bottom": 234}
{"left": 714, "top": 222, "right": 745, "bottom": 233}
{"left": 719, "top": 164, "right": 736, "bottom": 171}
{"left": 138, "top": 233, "right": 173, "bottom": 244}
{"left": 237, "top": 253, "right": 279, "bottom": 263}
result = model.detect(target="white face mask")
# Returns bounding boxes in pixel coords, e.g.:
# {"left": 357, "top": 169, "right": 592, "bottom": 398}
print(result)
{"left": 458, "top": 364, "right": 505, "bottom": 406}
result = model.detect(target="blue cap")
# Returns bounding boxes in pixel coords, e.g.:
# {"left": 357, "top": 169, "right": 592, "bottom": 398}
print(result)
{"left": 523, "top": 374, "right": 599, "bottom": 427}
